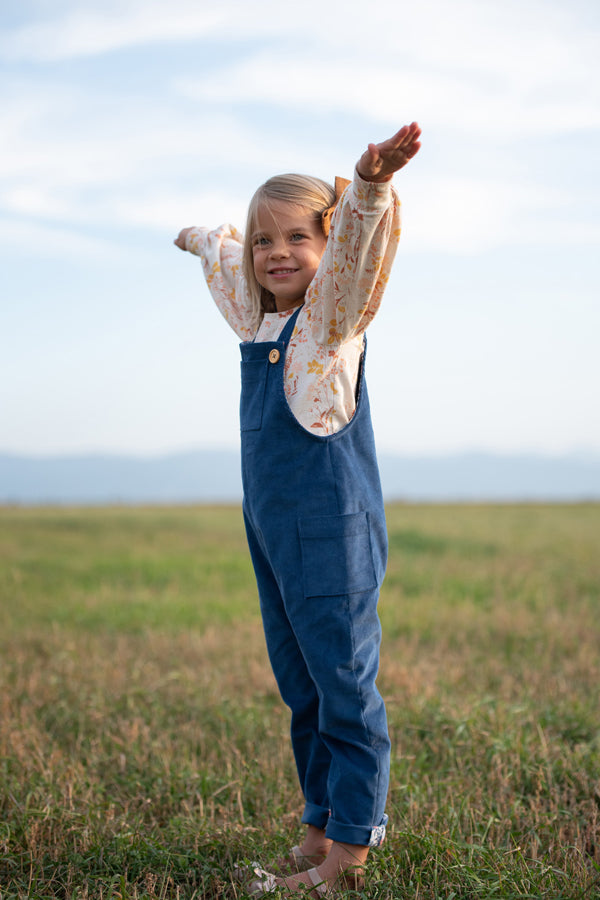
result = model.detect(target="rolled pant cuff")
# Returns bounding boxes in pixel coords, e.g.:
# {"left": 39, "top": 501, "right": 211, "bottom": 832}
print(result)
{"left": 325, "top": 814, "right": 388, "bottom": 848}
{"left": 301, "top": 802, "right": 331, "bottom": 831}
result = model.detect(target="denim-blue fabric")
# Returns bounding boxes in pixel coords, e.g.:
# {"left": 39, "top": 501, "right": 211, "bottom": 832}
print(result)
{"left": 240, "top": 306, "right": 390, "bottom": 847}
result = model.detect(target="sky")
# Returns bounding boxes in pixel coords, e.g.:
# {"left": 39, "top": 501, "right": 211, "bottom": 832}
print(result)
{"left": 2, "top": 0, "right": 599, "bottom": 459}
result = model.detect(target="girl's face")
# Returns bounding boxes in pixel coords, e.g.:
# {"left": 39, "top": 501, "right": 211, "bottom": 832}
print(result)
{"left": 251, "top": 201, "right": 327, "bottom": 312}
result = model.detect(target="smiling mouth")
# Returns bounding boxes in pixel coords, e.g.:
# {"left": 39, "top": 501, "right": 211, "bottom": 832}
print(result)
{"left": 268, "top": 268, "right": 298, "bottom": 275}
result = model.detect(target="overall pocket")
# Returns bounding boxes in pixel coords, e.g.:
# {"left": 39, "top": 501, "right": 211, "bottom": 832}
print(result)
{"left": 298, "top": 511, "right": 377, "bottom": 597}
{"left": 240, "top": 359, "right": 268, "bottom": 431}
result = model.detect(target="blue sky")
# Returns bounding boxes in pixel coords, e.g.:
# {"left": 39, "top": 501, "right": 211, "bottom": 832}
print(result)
{"left": 2, "top": 0, "right": 599, "bottom": 458}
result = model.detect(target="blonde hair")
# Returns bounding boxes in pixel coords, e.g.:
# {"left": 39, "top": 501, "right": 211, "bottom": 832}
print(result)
{"left": 242, "top": 174, "right": 336, "bottom": 333}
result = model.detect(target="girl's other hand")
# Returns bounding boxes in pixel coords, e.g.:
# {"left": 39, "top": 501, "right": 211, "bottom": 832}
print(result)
{"left": 357, "top": 122, "right": 422, "bottom": 183}
{"left": 174, "top": 227, "right": 193, "bottom": 250}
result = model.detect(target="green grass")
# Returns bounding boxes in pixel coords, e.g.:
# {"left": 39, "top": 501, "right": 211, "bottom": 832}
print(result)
{"left": 1, "top": 504, "right": 599, "bottom": 898}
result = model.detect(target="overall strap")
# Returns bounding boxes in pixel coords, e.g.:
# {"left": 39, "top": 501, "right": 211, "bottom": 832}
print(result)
{"left": 278, "top": 305, "right": 303, "bottom": 345}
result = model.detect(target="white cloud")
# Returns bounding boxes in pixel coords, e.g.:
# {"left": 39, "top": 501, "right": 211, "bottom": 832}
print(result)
{"left": 176, "top": 41, "right": 600, "bottom": 139}
{"left": 0, "top": 0, "right": 226, "bottom": 62}
{"left": 1, "top": 72, "right": 594, "bottom": 258}
{"left": 2, "top": 185, "right": 72, "bottom": 219}
{"left": 0, "top": 217, "right": 127, "bottom": 260}
{"left": 0, "top": 93, "right": 186, "bottom": 186}
{"left": 4, "top": 0, "right": 598, "bottom": 90}
{"left": 2, "top": 0, "right": 598, "bottom": 260}
{"left": 110, "top": 190, "right": 248, "bottom": 233}
{"left": 0, "top": 81, "right": 264, "bottom": 223}
{"left": 400, "top": 175, "right": 599, "bottom": 253}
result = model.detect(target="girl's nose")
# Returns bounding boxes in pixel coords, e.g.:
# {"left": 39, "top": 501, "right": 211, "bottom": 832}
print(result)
{"left": 270, "top": 238, "right": 290, "bottom": 258}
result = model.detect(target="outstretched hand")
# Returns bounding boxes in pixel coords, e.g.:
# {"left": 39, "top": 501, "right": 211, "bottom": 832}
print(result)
{"left": 174, "top": 227, "right": 193, "bottom": 250}
{"left": 357, "top": 122, "right": 421, "bottom": 183}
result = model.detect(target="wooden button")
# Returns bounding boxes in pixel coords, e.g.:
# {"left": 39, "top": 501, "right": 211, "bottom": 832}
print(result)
{"left": 269, "top": 349, "right": 280, "bottom": 364}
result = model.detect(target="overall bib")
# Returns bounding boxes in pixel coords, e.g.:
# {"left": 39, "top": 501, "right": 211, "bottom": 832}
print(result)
{"left": 240, "top": 306, "right": 390, "bottom": 847}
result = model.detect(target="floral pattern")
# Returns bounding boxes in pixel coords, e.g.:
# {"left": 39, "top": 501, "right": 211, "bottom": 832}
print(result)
{"left": 186, "top": 171, "right": 402, "bottom": 434}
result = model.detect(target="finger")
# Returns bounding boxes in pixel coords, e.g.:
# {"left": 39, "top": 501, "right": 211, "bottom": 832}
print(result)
{"left": 375, "top": 123, "right": 419, "bottom": 156}
{"left": 396, "top": 123, "right": 421, "bottom": 150}
{"left": 376, "top": 126, "right": 409, "bottom": 153}
{"left": 359, "top": 143, "right": 382, "bottom": 175}
{"left": 367, "top": 142, "right": 382, "bottom": 162}
{"left": 391, "top": 124, "right": 412, "bottom": 143}
{"left": 395, "top": 122, "right": 421, "bottom": 143}
{"left": 406, "top": 122, "right": 422, "bottom": 144}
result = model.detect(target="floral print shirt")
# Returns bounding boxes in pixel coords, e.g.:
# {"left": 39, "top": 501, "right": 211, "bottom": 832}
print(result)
{"left": 186, "top": 171, "right": 402, "bottom": 434}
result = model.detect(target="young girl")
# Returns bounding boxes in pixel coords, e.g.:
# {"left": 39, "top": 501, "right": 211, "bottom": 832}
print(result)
{"left": 175, "top": 122, "right": 421, "bottom": 897}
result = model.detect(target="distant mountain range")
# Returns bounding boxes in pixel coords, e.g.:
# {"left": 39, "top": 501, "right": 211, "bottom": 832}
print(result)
{"left": 1, "top": 450, "right": 600, "bottom": 504}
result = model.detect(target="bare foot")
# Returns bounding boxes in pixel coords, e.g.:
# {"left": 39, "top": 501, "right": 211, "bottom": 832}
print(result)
{"left": 297, "top": 825, "right": 333, "bottom": 866}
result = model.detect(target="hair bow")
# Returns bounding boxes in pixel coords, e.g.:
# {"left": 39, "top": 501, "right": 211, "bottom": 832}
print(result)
{"left": 321, "top": 176, "right": 351, "bottom": 236}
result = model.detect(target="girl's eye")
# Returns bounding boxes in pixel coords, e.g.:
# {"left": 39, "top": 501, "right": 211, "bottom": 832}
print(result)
{"left": 254, "top": 236, "right": 270, "bottom": 247}
{"left": 290, "top": 233, "right": 306, "bottom": 242}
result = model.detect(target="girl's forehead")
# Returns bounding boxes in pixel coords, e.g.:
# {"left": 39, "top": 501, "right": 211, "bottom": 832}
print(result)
{"left": 254, "top": 200, "right": 315, "bottom": 231}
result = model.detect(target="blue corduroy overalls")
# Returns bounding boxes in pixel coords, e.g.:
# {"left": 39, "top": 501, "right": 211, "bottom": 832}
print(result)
{"left": 240, "top": 306, "right": 390, "bottom": 848}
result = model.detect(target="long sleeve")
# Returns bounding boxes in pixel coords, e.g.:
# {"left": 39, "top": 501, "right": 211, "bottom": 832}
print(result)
{"left": 185, "top": 224, "right": 255, "bottom": 341}
{"left": 306, "top": 172, "right": 401, "bottom": 347}
{"left": 304, "top": 170, "right": 402, "bottom": 347}
{"left": 269, "top": 170, "right": 401, "bottom": 434}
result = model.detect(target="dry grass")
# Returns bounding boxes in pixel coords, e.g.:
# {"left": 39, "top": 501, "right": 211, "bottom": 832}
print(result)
{"left": 0, "top": 504, "right": 598, "bottom": 898}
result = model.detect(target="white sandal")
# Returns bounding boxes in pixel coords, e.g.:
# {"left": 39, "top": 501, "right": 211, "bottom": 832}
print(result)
{"left": 305, "top": 868, "right": 329, "bottom": 896}
{"left": 248, "top": 864, "right": 279, "bottom": 894}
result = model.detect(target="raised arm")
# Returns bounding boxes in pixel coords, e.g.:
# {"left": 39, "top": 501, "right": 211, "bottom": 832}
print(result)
{"left": 174, "top": 224, "right": 256, "bottom": 340}
{"left": 305, "top": 122, "right": 422, "bottom": 344}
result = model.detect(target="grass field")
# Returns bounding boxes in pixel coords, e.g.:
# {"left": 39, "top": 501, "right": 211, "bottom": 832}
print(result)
{"left": 1, "top": 503, "right": 599, "bottom": 899}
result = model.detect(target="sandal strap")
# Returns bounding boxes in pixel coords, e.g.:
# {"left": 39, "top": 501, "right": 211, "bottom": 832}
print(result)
{"left": 306, "top": 868, "right": 329, "bottom": 896}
